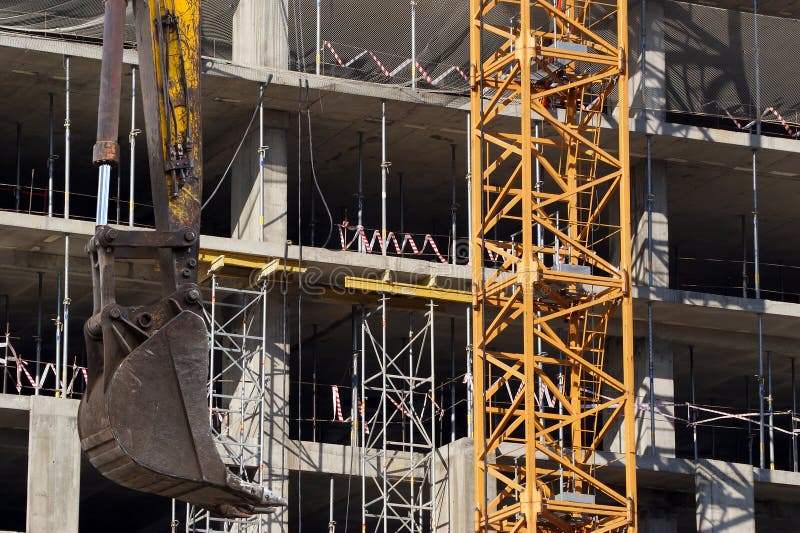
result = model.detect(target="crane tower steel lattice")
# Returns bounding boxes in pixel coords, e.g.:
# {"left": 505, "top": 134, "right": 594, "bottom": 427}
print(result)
{"left": 469, "top": 0, "right": 638, "bottom": 529}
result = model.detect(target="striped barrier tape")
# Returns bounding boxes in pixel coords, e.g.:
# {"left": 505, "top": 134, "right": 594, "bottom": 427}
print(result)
{"left": 321, "top": 40, "right": 467, "bottom": 87}
{"left": 332, "top": 385, "right": 345, "bottom": 422}
{"left": 323, "top": 40, "right": 346, "bottom": 68}
{"left": 338, "top": 224, "right": 448, "bottom": 263}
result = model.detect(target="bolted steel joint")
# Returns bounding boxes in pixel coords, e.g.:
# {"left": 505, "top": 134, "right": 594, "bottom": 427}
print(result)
{"left": 185, "top": 288, "right": 201, "bottom": 304}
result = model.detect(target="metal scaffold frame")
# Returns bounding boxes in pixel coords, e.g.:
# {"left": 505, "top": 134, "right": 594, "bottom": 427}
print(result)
{"left": 469, "top": 0, "right": 637, "bottom": 529}
{"left": 185, "top": 274, "right": 268, "bottom": 532}
{"left": 360, "top": 296, "right": 438, "bottom": 533}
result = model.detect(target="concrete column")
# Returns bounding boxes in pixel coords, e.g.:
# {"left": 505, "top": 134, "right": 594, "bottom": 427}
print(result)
{"left": 695, "top": 459, "right": 755, "bottom": 532}
{"left": 606, "top": 336, "right": 676, "bottom": 457}
{"left": 434, "top": 438, "right": 474, "bottom": 532}
{"left": 26, "top": 396, "right": 80, "bottom": 533}
{"left": 631, "top": 159, "right": 669, "bottom": 287}
{"left": 263, "top": 292, "right": 289, "bottom": 532}
{"left": 231, "top": 124, "right": 289, "bottom": 243}
{"left": 630, "top": 0, "right": 666, "bottom": 130}
{"left": 231, "top": 0, "right": 290, "bottom": 243}
{"left": 233, "top": 0, "right": 289, "bottom": 69}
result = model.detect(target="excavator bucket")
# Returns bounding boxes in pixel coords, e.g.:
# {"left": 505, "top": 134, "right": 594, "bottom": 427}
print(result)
{"left": 79, "top": 298, "right": 283, "bottom": 517}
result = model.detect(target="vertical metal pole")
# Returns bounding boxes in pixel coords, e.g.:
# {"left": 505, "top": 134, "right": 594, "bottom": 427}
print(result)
{"left": 35, "top": 272, "right": 43, "bottom": 395}
{"left": 64, "top": 56, "right": 71, "bottom": 220}
{"left": 752, "top": 0, "right": 766, "bottom": 471}
{"left": 357, "top": 131, "right": 364, "bottom": 252}
{"left": 312, "top": 324, "right": 318, "bottom": 441}
{"left": 128, "top": 65, "right": 137, "bottom": 227}
{"left": 747, "top": 376, "right": 753, "bottom": 465}
{"left": 793, "top": 357, "right": 798, "bottom": 472}
{"left": 48, "top": 92, "right": 55, "bottom": 218}
{"left": 451, "top": 144, "right": 458, "bottom": 264}
{"left": 690, "top": 345, "right": 697, "bottom": 461}
{"left": 15, "top": 123, "right": 21, "bottom": 212}
{"left": 3, "top": 296, "right": 9, "bottom": 394}
{"left": 741, "top": 215, "right": 748, "bottom": 298}
{"left": 328, "top": 475, "right": 335, "bottom": 532}
{"left": 465, "top": 113, "right": 472, "bottom": 266}
{"left": 466, "top": 306, "right": 473, "bottom": 436}
{"left": 63, "top": 56, "right": 72, "bottom": 397}
{"left": 768, "top": 350, "right": 774, "bottom": 469}
{"left": 428, "top": 300, "right": 436, "bottom": 533}
{"left": 399, "top": 172, "right": 405, "bottom": 243}
{"left": 381, "top": 101, "right": 388, "bottom": 255}
{"left": 407, "top": 314, "right": 415, "bottom": 530}
{"left": 209, "top": 275, "right": 217, "bottom": 427}
{"left": 62, "top": 235, "right": 70, "bottom": 397}
{"left": 55, "top": 271, "right": 62, "bottom": 396}
{"left": 259, "top": 83, "right": 265, "bottom": 241}
{"left": 360, "top": 306, "right": 366, "bottom": 533}
{"left": 410, "top": 0, "right": 417, "bottom": 90}
{"left": 450, "top": 317, "right": 456, "bottom": 442}
{"left": 316, "top": 0, "right": 322, "bottom": 76}
{"left": 646, "top": 134, "right": 656, "bottom": 457}
{"left": 381, "top": 296, "right": 387, "bottom": 533}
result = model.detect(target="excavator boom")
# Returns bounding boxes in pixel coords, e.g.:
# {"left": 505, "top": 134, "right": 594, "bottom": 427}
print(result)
{"left": 79, "top": 0, "right": 283, "bottom": 517}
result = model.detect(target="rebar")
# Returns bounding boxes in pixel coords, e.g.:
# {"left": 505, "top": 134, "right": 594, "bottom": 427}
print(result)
{"left": 48, "top": 92, "right": 54, "bottom": 218}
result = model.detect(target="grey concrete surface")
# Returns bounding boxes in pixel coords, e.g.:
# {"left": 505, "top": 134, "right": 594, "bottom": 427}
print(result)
{"left": 434, "top": 438, "right": 474, "bottom": 533}
{"left": 25, "top": 396, "right": 80, "bottom": 533}
{"left": 695, "top": 459, "right": 755, "bottom": 533}
{"left": 632, "top": 160, "right": 670, "bottom": 287}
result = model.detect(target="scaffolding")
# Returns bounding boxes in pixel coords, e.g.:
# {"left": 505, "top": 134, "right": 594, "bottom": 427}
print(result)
{"left": 184, "top": 274, "right": 268, "bottom": 532}
{"left": 360, "top": 296, "right": 438, "bottom": 532}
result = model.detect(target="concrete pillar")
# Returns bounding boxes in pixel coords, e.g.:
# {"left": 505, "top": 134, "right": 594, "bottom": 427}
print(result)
{"left": 606, "top": 336, "right": 676, "bottom": 457}
{"left": 233, "top": 0, "right": 289, "bottom": 69}
{"left": 695, "top": 459, "right": 755, "bottom": 532}
{"left": 230, "top": 124, "right": 289, "bottom": 243}
{"left": 434, "top": 438, "right": 474, "bottom": 532}
{"left": 631, "top": 159, "right": 669, "bottom": 287}
{"left": 231, "top": 0, "right": 290, "bottom": 243}
{"left": 630, "top": 0, "right": 666, "bottom": 129}
{"left": 263, "top": 292, "right": 289, "bottom": 532}
{"left": 26, "top": 396, "right": 80, "bottom": 533}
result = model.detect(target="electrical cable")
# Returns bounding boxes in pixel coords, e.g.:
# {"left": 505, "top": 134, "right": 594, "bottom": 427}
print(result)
{"left": 305, "top": 81, "right": 334, "bottom": 247}
{"left": 201, "top": 80, "right": 270, "bottom": 210}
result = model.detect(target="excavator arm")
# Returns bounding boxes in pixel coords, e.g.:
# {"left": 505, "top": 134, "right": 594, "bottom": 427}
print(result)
{"left": 79, "top": 0, "right": 283, "bottom": 517}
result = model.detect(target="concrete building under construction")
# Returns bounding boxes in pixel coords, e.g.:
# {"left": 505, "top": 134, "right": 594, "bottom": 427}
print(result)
{"left": 0, "top": 0, "right": 799, "bottom": 531}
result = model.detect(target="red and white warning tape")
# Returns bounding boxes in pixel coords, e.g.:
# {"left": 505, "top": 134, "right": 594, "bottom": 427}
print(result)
{"left": 321, "top": 40, "right": 468, "bottom": 87}
{"left": 338, "top": 224, "right": 448, "bottom": 263}
{"left": 720, "top": 105, "right": 800, "bottom": 138}
{"left": 323, "top": 40, "right": 345, "bottom": 68}
{"left": 332, "top": 385, "right": 345, "bottom": 422}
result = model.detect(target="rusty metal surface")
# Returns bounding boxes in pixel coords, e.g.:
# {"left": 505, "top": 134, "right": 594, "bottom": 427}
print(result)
{"left": 79, "top": 0, "right": 285, "bottom": 517}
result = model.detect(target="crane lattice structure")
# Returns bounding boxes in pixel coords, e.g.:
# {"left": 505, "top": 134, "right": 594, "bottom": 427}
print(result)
{"left": 469, "top": 0, "right": 637, "bottom": 529}
{"left": 360, "top": 297, "right": 438, "bottom": 532}
{"left": 186, "top": 275, "right": 269, "bottom": 532}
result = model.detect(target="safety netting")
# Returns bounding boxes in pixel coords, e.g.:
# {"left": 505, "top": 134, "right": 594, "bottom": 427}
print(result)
{"left": 664, "top": 0, "right": 800, "bottom": 130}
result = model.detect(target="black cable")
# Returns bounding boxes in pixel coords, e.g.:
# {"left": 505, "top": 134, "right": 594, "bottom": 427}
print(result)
{"left": 305, "top": 82, "right": 334, "bottom": 247}
{"left": 201, "top": 79, "right": 270, "bottom": 210}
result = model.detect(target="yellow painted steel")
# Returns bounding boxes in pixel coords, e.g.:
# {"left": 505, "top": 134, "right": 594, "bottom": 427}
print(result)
{"left": 344, "top": 276, "right": 472, "bottom": 303}
{"left": 469, "top": 0, "right": 637, "bottom": 529}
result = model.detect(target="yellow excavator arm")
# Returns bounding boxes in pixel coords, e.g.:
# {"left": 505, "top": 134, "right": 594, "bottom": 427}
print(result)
{"left": 80, "top": 0, "right": 284, "bottom": 517}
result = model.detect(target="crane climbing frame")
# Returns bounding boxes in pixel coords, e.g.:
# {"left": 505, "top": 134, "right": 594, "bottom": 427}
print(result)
{"left": 469, "top": 0, "right": 637, "bottom": 530}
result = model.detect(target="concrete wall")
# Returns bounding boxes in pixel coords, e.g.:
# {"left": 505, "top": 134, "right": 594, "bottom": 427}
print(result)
{"left": 25, "top": 396, "right": 80, "bottom": 533}
{"left": 434, "top": 438, "right": 474, "bottom": 532}
{"left": 695, "top": 459, "right": 755, "bottom": 532}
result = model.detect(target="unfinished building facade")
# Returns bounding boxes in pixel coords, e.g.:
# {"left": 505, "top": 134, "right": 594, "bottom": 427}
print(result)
{"left": 0, "top": 0, "right": 799, "bottom": 531}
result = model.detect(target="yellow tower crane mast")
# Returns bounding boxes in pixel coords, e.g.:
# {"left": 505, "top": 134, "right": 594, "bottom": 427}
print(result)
{"left": 469, "top": 0, "right": 637, "bottom": 529}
